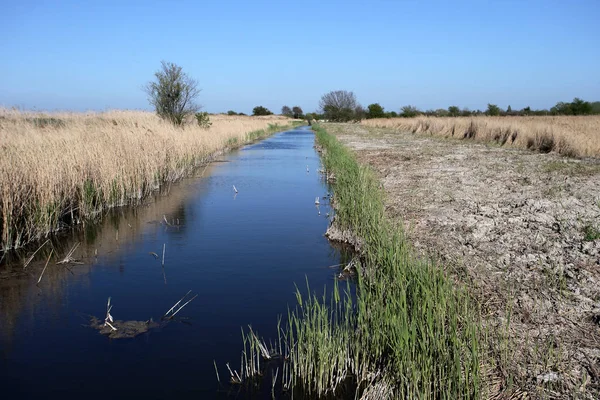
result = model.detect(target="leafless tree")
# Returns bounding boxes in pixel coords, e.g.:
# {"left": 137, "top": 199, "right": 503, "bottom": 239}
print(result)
{"left": 281, "top": 105, "right": 292, "bottom": 116}
{"left": 319, "top": 90, "right": 361, "bottom": 122}
{"left": 144, "top": 61, "right": 201, "bottom": 126}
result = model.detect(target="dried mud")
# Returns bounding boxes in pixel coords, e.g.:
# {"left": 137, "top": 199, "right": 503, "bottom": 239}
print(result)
{"left": 324, "top": 123, "right": 600, "bottom": 399}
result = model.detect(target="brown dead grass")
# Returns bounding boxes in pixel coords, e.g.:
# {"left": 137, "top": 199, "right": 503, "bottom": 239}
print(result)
{"left": 0, "top": 109, "right": 295, "bottom": 250}
{"left": 362, "top": 116, "right": 600, "bottom": 158}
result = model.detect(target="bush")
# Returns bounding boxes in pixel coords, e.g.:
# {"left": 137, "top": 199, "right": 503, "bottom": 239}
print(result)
{"left": 144, "top": 61, "right": 201, "bottom": 126}
{"left": 195, "top": 112, "right": 212, "bottom": 129}
{"left": 252, "top": 106, "right": 273, "bottom": 116}
{"left": 366, "top": 103, "right": 385, "bottom": 119}
{"left": 227, "top": 110, "right": 238, "bottom": 116}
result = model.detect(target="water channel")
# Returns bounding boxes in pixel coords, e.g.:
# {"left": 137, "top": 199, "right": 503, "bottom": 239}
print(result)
{"left": 0, "top": 126, "right": 348, "bottom": 399}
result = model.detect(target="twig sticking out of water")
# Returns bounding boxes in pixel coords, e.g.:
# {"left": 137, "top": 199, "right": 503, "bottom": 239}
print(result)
{"left": 214, "top": 360, "right": 221, "bottom": 385}
{"left": 162, "top": 290, "right": 197, "bottom": 320}
{"left": 104, "top": 297, "right": 117, "bottom": 331}
{"left": 226, "top": 362, "right": 243, "bottom": 384}
{"left": 57, "top": 242, "right": 81, "bottom": 264}
{"left": 233, "top": 185, "right": 238, "bottom": 193}
{"left": 37, "top": 249, "right": 54, "bottom": 285}
{"left": 23, "top": 239, "right": 50, "bottom": 269}
{"left": 149, "top": 252, "right": 159, "bottom": 259}
{"left": 306, "top": 165, "right": 309, "bottom": 173}
{"left": 248, "top": 326, "right": 272, "bottom": 360}
{"left": 161, "top": 243, "right": 166, "bottom": 267}
{"left": 163, "top": 215, "right": 172, "bottom": 227}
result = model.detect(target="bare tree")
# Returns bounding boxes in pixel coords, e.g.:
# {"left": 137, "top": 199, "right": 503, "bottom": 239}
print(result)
{"left": 319, "top": 90, "right": 360, "bottom": 122}
{"left": 281, "top": 105, "right": 292, "bottom": 116}
{"left": 144, "top": 61, "right": 201, "bottom": 126}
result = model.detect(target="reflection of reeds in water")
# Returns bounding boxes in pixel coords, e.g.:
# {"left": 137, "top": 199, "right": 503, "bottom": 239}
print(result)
{"left": 0, "top": 109, "right": 298, "bottom": 250}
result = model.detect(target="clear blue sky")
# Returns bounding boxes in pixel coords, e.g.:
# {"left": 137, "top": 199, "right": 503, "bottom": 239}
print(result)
{"left": 1, "top": 0, "right": 599, "bottom": 114}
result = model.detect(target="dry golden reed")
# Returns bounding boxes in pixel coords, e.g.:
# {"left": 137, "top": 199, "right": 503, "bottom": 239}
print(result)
{"left": 0, "top": 109, "right": 293, "bottom": 250}
{"left": 362, "top": 116, "right": 600, "bottom": 158}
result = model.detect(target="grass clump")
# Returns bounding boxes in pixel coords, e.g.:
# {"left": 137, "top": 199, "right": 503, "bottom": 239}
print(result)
{"left": 240, "top": 125, "right": 482, "bottom": 398}
{"left": 582, "top": 225, "right": 600, "bottom": 241}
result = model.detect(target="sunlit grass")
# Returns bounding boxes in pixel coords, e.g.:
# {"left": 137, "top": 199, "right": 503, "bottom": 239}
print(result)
{"left": 0, "top": 109, "right": 299, "bottom": 250}
{"left": 362, "top": 115, "right": 600, "bottom": 158}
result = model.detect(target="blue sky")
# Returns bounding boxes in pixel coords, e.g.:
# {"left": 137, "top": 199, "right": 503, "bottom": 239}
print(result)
{"left": 1, "top": 0, "right": 598, "bottom": 114}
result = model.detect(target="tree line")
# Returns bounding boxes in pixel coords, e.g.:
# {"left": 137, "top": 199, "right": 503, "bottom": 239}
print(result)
{"left": 362, "top": 98, "right": 600, "bottom": 119}
{"left": 142, "top": 62, "right": 599, "bottom": 128}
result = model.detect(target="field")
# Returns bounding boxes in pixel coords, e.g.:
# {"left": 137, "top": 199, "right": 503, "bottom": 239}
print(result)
{"left": 322, "top": 122, "right": 600, "bottom": 399}
{"left": 0, "top": 110, "right": 296, "bottom": 250}
{"left": 362, "top": 115, "right": 600, "bottom": 158}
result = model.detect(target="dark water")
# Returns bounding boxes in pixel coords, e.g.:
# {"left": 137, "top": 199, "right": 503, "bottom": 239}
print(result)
{"left": 0, "top": 126, "right": 345, "bottom": 399}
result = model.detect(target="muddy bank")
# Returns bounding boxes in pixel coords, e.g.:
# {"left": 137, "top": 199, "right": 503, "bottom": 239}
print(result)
{"left": 323, "top": 123, "right": 600, "bottom": 399}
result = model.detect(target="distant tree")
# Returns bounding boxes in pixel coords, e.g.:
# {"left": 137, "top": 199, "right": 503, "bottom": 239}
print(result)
{"left": 253, "top": 106, "right": 273, "bottom": 116}
{"left": 486, "top": 104, "right": 501, "bottom": 116}
{"left": 591, "top": 101, "right": 600, "bottom": 114}
{"left": 521, "top": 106, "right": 531, "bottom": 116}
{"left": 227, "top": 110, "right": 238, "bottom": 115}
{"left": 144, "top": 61, "right": 201, "bottom": 126}
{"left": 400, "top": 105, "right": 421, "bottom": 118}
{"left": 435, "top": 108, "right": 449, "bottom": 117}
{"left": 319, "top": 90, "right": 361, "bottom": 122}
{"left": 353, "top": 105, "right": 366, "bottom": 122}
{"left": 366, "top": 103, "right": 386, "bottom": 119}
{"left": 448, "top": 106, "right": 460, "bottom": 117}
{"left": 461, "top": 108, "right": 473, "bottom": 117}
{"left": 238, "top": 112, "right": 247, "bottom": 116}
{"left": 507, "top": 105, "right": 512, "bottom": 113}
{"left": 570, "top": 98, "right": 592, "bottom": 115}
{"left": 387, "top": 111, "right": 398, "bottom": 118}
{"left": 292, "top": 106, "right": 303, "bottom": 119}
{"left": 281, "top": 105, "right": 293, "bottom": 117}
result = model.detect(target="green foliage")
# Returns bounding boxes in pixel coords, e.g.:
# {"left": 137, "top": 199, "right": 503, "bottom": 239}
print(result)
{"left": 400, "top": 105, "right": 421, "bottom": 118}
{"left": 144, "top": 61, "right": 201, "bottom": 126}
{"left": 486, "top": 104, "right": 501, "bottom": 116}
{"left": 387, "top": 111, "right": 398, "bottom": 118}
{"left": 227, "top": 110, "right": 238, "bottom": 115}
{"left": 194, "top": 112, "right": 212, "bottom": 129}
{"left": 252, "top": 106, "right": 273, "bottom": 116}
{"left": 448, "top": 106, "right": 460, "bottom": 117}
{"left": 276, "top": 124, "right": 482, "bottom": 397}
{"left": 583, "top": 225, "right": 600, "bottom": 241}
{"left": 366, "top": 103, "right": 386, "bottom": 119}
{"left": 292, "top": 106, "right": 304, "bottom": 119}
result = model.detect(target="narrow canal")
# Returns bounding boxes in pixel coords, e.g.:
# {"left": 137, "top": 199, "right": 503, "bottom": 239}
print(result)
{"left": 0, "top": 126, "right": 346, "bottom": 398}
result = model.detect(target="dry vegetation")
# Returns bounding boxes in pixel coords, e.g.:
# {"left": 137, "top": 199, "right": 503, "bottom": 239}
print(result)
{"left": 362, "top": 116, "right": 600, "bottom": 158}
{"left": 0, "top": 109, "right": 295, "bottom": 250}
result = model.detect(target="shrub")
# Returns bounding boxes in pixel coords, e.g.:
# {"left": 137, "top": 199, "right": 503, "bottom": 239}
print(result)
{"left": 252, "top": 106, "right": 273, "bottom": 116}
{"left": 195, "top": 112, "right": 212, "bottom": 129}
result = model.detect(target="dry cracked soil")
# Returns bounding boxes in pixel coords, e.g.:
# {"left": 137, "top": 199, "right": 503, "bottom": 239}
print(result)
{"left": 323, "top": 123, "right": 600, "bottom": 399}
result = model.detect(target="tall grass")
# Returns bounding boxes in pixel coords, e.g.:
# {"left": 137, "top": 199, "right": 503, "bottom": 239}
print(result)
{"left": 242, "top": 125, "right": 481, "bottom": 398}
{"left": 0, "top": 109, "right": 299, "bottom": 250}
{"left": 362, "top": 116, "right": 600, "bottom": 158}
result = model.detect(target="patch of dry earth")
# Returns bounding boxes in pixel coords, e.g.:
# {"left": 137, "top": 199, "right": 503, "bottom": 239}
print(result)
{"left": 324, "top": 123, "right": 600, "bottom": 399}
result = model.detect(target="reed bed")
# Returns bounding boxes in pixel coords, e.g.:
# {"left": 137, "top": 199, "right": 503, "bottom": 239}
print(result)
{"left": 362, "top": 116, "right": 600, "bottom": 158}
{"left": 235, "top": 125, "right": 481, "bottom": 398}
{"left": 0, "top": 109, "right": 297, "bottom": 250}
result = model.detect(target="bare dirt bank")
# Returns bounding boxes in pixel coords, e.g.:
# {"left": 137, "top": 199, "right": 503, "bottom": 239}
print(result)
{"left": 324, "top": 123, "right": 600, "bottom": 399}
